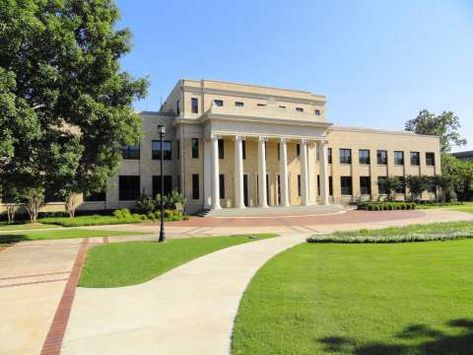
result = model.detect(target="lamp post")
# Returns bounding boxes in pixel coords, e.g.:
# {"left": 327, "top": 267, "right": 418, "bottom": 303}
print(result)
{"left": 158, "top": 124, "right": 166, "bottom": 243}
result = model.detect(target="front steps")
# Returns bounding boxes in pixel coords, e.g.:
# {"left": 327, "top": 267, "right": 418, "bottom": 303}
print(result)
{"left": 204, "top": 204, "right": 346, "bottom": 217}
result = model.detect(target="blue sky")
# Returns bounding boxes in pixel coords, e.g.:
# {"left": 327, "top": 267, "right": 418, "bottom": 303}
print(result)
{"left": 116, "top": 0, "right": 473, "bottom": 152}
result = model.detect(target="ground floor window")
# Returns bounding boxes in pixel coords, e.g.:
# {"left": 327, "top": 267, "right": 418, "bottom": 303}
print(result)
{"left": 340, "top": 176, "right": 353, "bottom": 196}
{"left": 317, "top": 175, "right": 333, "bottom": 196}
{"left": 152, "top": 175, "right": 173, "bottom": 197}
{"left": 119, "top": 176, "right": 140, "bottom": 201}
{"left": 192, "top": 174, "right": 199, "bottom": 199}
{"left": 395, "top": 177, "right": 406, "bottom": 194}
{"left": 219, "top": 174, "right": 225, "bottom": 199}
{"left": 84, "top": 190, "right": 106, "bottom": 202}
{"left": 360, "top": 176, "right": 371, "bottom": 195}
{"left": 378, "top": 177, "right": 387, "bottom": 194}
{"left": 297, "top": 175, "right": 301, "bottom": 196}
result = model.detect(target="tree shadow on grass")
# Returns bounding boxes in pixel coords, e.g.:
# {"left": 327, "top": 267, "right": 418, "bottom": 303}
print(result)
{"left": 0, "top": 234, "right": 30, "bottom": 245}
{"left": 318, "top": 318, "right": 473, "bottom": 354}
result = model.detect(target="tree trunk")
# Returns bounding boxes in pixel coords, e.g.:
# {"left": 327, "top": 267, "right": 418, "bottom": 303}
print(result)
{"left": 65, "top": 195, "right": 77, "bottom": 218}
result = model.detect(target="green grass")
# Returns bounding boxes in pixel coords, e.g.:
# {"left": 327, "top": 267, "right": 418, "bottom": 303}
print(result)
{"left": 417, "top": 201, "right": 473, "bottom": 213}
{"left": 449, "top": 202, "right": 473, "bottom": 214}
{"left": 79, "top": 234, "right": 277, "bottom": 288}
{"left": 232, "top": 240, "right": 473, "bottom": 354}
{"left": 38, "top": 214, "right": 186, "bottom": 227}
{"left": 0, "top": 223, "right": 57, "bottom": 232}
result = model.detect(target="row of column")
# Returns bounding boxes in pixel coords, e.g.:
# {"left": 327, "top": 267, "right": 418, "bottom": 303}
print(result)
{"left": 210, "top": 136, "right": 330, "bottom": 210}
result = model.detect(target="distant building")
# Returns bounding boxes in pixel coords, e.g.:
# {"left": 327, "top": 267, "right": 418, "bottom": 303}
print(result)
{"left": 452, "top": 150, "right": 473, "bottom": 162}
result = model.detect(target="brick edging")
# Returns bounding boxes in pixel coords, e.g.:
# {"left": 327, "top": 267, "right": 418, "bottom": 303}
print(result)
{"left": 40, "top": 238, "right": 89, "bottom": 355}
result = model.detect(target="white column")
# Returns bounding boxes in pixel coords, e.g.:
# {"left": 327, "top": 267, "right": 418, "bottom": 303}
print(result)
{"left": 319, "top": 140, "right": 330, "bottom": 205}
{"left": 203, "top": 139, "right": 212, "bottom": 208}
{"left": 210, "top": 135, "right": 221, "bottom": 210}
{"left": 300, "top": 139, "right": 310, "bottom": 206}
{"left": 258, "top": 137, "right": 268, "bottom": 208}
{"left": 234, "top": 136, "right": 245, "bottom": 208}
{"left": 279, "top": 139, "right": 290, "bottom": 207}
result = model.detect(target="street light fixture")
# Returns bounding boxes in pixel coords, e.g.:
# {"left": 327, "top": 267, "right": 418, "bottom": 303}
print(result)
{"left": 157, "top": 124, "right": 166, "bottom": 243}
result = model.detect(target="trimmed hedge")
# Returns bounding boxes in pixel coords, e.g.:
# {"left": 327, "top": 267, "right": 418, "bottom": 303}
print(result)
{"left": 357, "top": 201, "right": 416, "bottom": 211}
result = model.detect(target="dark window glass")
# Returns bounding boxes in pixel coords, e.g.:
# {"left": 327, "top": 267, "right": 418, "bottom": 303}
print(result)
{"left": 315, "top": 109, "right": 321, "bottom": 116}
{"left": 378, "top": 177, "right": 388, "bottom": 194}
{"left": 192, "top": 174, "right": 199, "bottom": 199}
{"left": 84, "top": 190, "right": 106, "bottom": 202}
{"left": 329, "top": 176, "right": 333, "bottom": 196}
{"left": 297, "top": 175, "right": 301, "bottom": 196}
{"left": 341, "top": 176, "right": 353, "bottom": 195}
{"left": 340, "top": 149, "right": 352, "bottom": 164}
{"left": 359, "top": 150, "right": 370, "bottom": 165}
{"left": 214, "top": 99, "right": 223, "bottom": 107}
{"left": 296, "top": 144, "right": 301, "bottom": 157}
{"left": 395, "top": 177, "right": 406, "bottom": 194}
{"left": 218, "top": 139, "right": 224, "bottom": 159}
{"left": 235, "top": 101, "right": 244, "bottom": 107}
{"left": 176, "top": 100, "right": 180, "bottom": 116}
{"left": 242, "top": 140, "right": 246, "bottom": 160}
{"left": 377, "top": 150, "right": 388, "bottom": 165}
{"left": 410, "top": 152, "right": 420, "bottom": 166}
{"left": 152, "top": 175, "right": 172, "bottom": 197}
{"left": 119, "top": 176, "right": 140, "bottom": 201}
{"left": 192, "top": 138, "right": 199, "bottom": 159}
{"left": 219, "top": 174, "right": 225, "bottom": 199}
{"left": 394, "top": 151, "right": 404, "bottom": 165}
{"left": 257, "top": 103, "right": 266, "bottom": 107}
{"left": 296, "top": 107, "right": 304, "bottom": 112}
{"left": 426, "top": 152, "right": 435, "bottom": 166}
{"left": 428, "top": 182, "right": 436, "bottom": 193}
{"left": 191, "top": 98, "right": 199, "bottom": 113}
{"left": 44, "top": 189, "right": 62, "bottom": 203}
{"left": 152, "top": 140, "right": 172, "bottom": 160}
{"left": 360, "top": 176, "right": 371, "bottom": 195}
{"left": 121, "top": 144, "right": 140, "bottom": 159}
{"left": 279, "top": 105, "right": 286, "bottom": 109}
{"left": 317, "top": 175, "right": 320, "bottom": 196}
{"left": 277, "top": 143, "right": 280, "bottom": 160}
{"left": 328, "top": 148, "right": 332, "bottom": 164}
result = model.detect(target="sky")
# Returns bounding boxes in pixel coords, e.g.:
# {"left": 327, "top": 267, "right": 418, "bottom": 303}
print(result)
{"left": 116, "top": 0, "right": 473, "bottom": 152}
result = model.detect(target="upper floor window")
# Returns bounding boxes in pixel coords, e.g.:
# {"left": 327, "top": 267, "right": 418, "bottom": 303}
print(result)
{"left": 394, "top": 151, "right": 404, "bottom": 165}
{"left": 377, "top": 150, "right": 388, "bottom": 165}
{"left": 242, "top": 140, "right": 246, "bottom": 160}
{"left": 192, "top": 138, "right": 199, "bottom": 159}
{"left": 328, "top": 148, "right": 332, "bottom": 164}
{"left": 214, "top": 99, "right": 224, "bottom": 107}
{"left": 152, "top": 140, "right": 172, "bottom": 160}
{"left": 359, "top": 149, "right": 370, "bottom": 165}
{"left": 279, "top": 105, "right": 286, "bottom": 109}
{"left": 410, "top": 151, "right": 420, "bottom": 166}
{"left": 191, "top": 98, "right": 199, "bottom": 113}
{"left": 218, "top": 139, "right": 225, "bottom": 159}
{"left": 426, "top": 152, "right": 435, "bottom": 166}
{"left": 296, "top": 107, "right": 304, "bottom": 112}
{"left": 315, "top": 109, "right": 321, "bottom": 116}
{"left": 257, "top": 103, "right": 266, "bottom": 107}
{"left": 296, "top": 144, "right": 301, "bottom": 157}
{"left": 176, "top": 100, "right": 180, "bottom": 116}
{"left": 340, "top": 148, "right": 352, "bottom": 164}
{"left": 235, "top": 101, "right": 244, "bottom": 107}
{"left": 121, "top": 144, "right": 140, "bottom": 160}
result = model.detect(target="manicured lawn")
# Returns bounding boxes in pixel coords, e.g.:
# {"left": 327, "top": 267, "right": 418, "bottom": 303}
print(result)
{"left": 232, "top": 239, "right": 473, "bottom": 354}
{"left": 39, "top": 214, "right": 186, "bottom": 227}
{"left": 449, "top": 202, "right": 473, "bottom": 214}
{"left": 0, "top": 223, "right": 57, "bottom": 232}
{"left": 79, "top": 234, "right": 277, "bottom": 288}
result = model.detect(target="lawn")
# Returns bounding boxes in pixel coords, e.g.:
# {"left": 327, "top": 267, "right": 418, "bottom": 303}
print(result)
{"left": 232, "top": 239, "right": 473, "bottom": 354}
{"left": 449, "top": 202, "right": 473, "bottom": 214}
{"left": 0, "top": 223, "right": 57, "bottom": 232}
{"left": 79, "top": 234, "right": 277, "bottom": 288}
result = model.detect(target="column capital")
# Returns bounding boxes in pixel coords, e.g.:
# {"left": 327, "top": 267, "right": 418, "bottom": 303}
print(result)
{"left": 319, "top": 139, "right": 329, "bottom": 146}
{"left": 279, "top": 137, "right": 288, "bottom": 143}
{"left": 258, "top": 136, "right": 268, "bottom": 142}
{"left": 210, "top": 134, "right": 221, "bottom": 140}
{"left": 300, "top": 139, "right": 307, "bottom": 145}
{"left": 234, "top": 135, "right": 245, "bottom": 141}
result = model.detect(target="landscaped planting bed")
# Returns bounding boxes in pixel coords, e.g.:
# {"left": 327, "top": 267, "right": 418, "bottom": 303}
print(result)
{"left": 357, "top": 201, "right": 416, "bottom": 211}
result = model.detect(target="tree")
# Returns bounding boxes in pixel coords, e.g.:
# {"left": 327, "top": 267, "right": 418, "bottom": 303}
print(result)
{"left": 0, "top": 0, "right": 148, "bottom": 217}
{"left": 441, "top": 154, "right": 473, "bottom": 202}
{"left": 405, "top": 110, "right": 467, "bottom": 152}
{"left": 432, "top": 175, "right": 452, "bottom": 203}
{"left": 406, "top": 175, "right": 430, "bottom": 201}
{"left": 380, "top": 176, "right": 403, "bottom": 201}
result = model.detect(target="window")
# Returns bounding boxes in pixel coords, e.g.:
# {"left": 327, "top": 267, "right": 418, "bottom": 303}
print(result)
{"left": 395, "top": 177, "right": 406, "bottom": 194}
{"left": 277, "top": 143, "right": 280, "bottom": 160}
{"left": 176, "top": 100, "right": 180, "bottom": 116}
{"left": 378, "top": 177, "right": 387, "bottom": 194}
{"left": 176, "top": 140, "right": 180, "bottom": 159}
{"left": 426, "top": 152, "right": 435, "bottom": 166}
{"left": 410, "top": 152, "right": 420, "bottom": 166}
{"left": 152, "top": 175, "right": 173, "bottom": 197}
{"left": 191, "top": 98, "right": 199, "bottom": 113}
{"left": 360, "top": 176, "right": 371, "bottom": 195}
{"left": 121, "top": 144, "right": 140, "bottom": 159}
{"left": 329, "top": 176, "right": 333, "bottom": 195}
{"left": 218, "top": 139, "right": 224, "bottom": 159}
{"left": 119, "top": 176, "right": 140, "bottom": 201}
{"left": 297, "top": 175, "right": 301, "bottom": 196}
{"left": 279, "top": 105, "right": 286, "bottom": 109}
{"left": 341, "top": 176, "right": 353, "bottom": 195}
{"left": 152, "top": 140, "right": 172, "bottom": 160}
{"left": 296, "top": 107, "right": 304, "bottom": 112}
{"left": 257, "top": 103, "right": 266, "bottom": 107}
{"left": 192, "top": 174, "right": 199, "bottom": 199}
{"left": 328, "top": 148, "right": 332, "bottom": 164}
{"left": 235, "top": 101, "right": 244, "bottom": 107}
{"left": 214, "top": 99, "right": 223, "bottom": 107}
{"left": 219, "top": 174, "right": 225, "bottom": 199}
{"left": 84, "top": 190, "right": 106, "bottom": 202}
{"left": 340, "top": 149, "right": 352, "bottom": 164}
{"left": 377, "top": 150, "right": 388, "bottom": 165}
{"left": 428, "top": 182, "right": 436, "bottom": 193}
{"left": 296, "top": 144, "right": 301, "bottom": 157}
{"left": 242, "top": 140, "right": 246, "bottom": 160}
{"left": 315, "top": 109, "right": 321, "bottom": 116}
{"left": 394, "top": 151, "right": 404, "bottom": 165}
{"left": 359, "top": 149, "right": 370, "bottom": 165}
{"left": 192, "top": 138, "right": 199, "bottom": 159}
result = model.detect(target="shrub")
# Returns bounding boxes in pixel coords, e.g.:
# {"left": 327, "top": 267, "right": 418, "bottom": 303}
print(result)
{"left": 357, "top": 201, "right": 417, "bottom": 211}
{"left": 113, "top": 208, "right": 132, "bottom": 219}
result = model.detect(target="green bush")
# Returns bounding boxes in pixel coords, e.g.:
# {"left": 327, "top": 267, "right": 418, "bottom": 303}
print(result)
{"left": 357, "top": 201, "right": 417, "bottom": 211}
{"left": 113, "top": 208, "right": 133, "bottom": 219}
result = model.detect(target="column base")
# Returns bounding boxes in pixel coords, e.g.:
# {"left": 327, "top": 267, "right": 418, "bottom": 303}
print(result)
{"left": 211, "top": 205, "right": 222, "bottom": 210}
{"left": 235, "top": 204, "right": 246, "bottom": 209}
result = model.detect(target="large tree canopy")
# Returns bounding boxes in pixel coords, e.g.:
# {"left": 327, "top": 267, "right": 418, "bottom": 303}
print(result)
{"left": 0, "top": 0, "right": 147, "bottom": 200}
{"left": 405, "top": 109, "right": 467, "bottom": 152}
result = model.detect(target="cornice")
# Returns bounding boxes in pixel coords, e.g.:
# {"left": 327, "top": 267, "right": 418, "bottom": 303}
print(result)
{"left": 330, "top": 125, "right": 441, "bottom": 139}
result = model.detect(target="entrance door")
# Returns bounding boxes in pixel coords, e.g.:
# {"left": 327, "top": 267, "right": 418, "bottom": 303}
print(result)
{"left": 243, "top": 174, "right": 249, "bottom": 207}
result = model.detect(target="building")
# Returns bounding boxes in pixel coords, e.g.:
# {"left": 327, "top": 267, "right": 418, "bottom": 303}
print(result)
{"left": 79, "top": 79, "right": 441, "bottom": 214}
{"left": 452, "top": 150, "right": 473, "bottom": 162}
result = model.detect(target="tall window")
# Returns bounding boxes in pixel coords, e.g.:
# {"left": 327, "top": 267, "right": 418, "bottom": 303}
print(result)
{"left": 176, "top": 100, "right": 180, "bottom": 116}
{"left": 152, "top": 176, "right": 172, "bottom": 197}
{"left": 218, "top": 139, "right": 224, "bottom": 159}
{"left": 191, "top": 98, "right": 199, "bottom": 113}
{"left": 340, "top": 176, "right": 353, "bottom": 195}
{"left": 297, "top": 175, "right": 301, "bottom": 196}
{"left": 395, "top": 177, "right": 406, "bottom": 194}
{"left": 192, "top": 174, "right": 199, "bottom": 199}
{"left": 315, "top": 109, "right": 321, "bottom": 116}
{"left": 119, "top": 176, "right": 140, "bottom": 201}
{"left": 378, "top": 176, "right": 387, "bottom": 194}
{"left": 214, "top": 99, "right": 223, "bottom": 107}
{"left": 359, "top": 150, "right": 370, "bottom": 165}
{"left": 121, "top": 144, "right": 140, "bottom": 159}
{"left": 277, "top": 143, "right": 280, "bottom": 160}
{"left": 426, "top": 152, "right": 435, "bottom": 166}
{"left": 360, "top": 176, "right": 371, "bottom": 195}
{"left": 394, "top": 151, "right": 404, "bottom": 165}
{"left": 329, "top": 176, "right": 333, "bottom": 195}
{"left": 328, "top": 148, "right": 332, "bottom": 164}
{"left": 340, "top": 149, "right": 352, "bottom": 164}
{"left": 152, "top": 140, "right": 172, "bottom": 160}
{"left": 192, "top": 138, "right": 199, "bottom": 159}
{"left": 410, "top": 152, "right": 420, "bottom": 166}
{"left": 377, "top": 150, "right": 388, "bottom": 165}
{"left": 242, "top": 140, "right": 246, "bottom": 160}
{"left": 219, "top": 174, "right": 225, "bottom": 199}
{"left": 296, "top": 144, "right": 301, "bottom": 157}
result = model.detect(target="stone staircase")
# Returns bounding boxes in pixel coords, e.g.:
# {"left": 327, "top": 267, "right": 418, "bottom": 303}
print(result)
{"left": 205, "top": 204, "right": 346, "bottom": 217}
